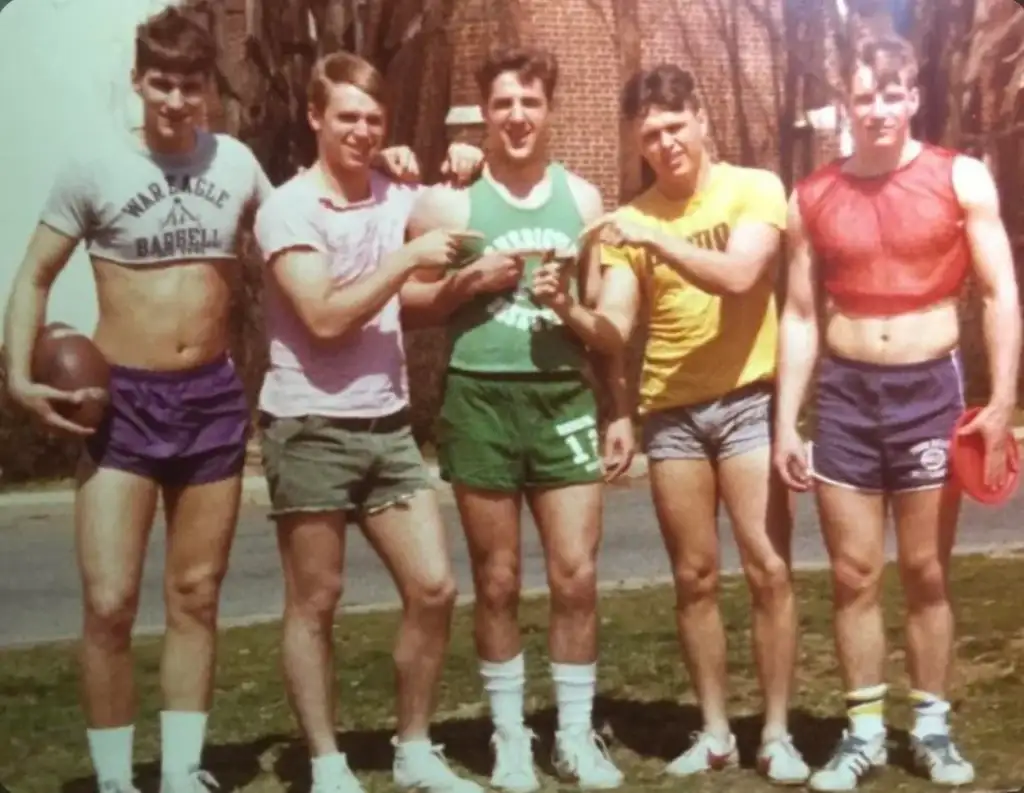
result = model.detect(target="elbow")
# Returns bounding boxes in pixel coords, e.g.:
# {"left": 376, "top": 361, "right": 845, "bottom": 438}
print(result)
{"left": 721, "top": 262, "right": 765, "bottom": 295}
{"left": 305, "top": 312, "right": 351, "bottom": 342}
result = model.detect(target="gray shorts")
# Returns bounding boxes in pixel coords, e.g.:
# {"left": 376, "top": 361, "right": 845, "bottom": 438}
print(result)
{"left": 642, "top": 382, "right": 773, "bottom": 462}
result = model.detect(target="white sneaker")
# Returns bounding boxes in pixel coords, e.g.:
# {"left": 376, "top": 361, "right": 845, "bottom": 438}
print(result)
{"left": 665, "top": 731, "right": 739, "bottom": 776}
{"left": 391, "top": 737, "right": 484, "bottom": 792}
{"left": 159, "top": 769, "right": 219, "bottom": 793}
{"left": 808, "top": 731, "right": 887, "bottom": 791}
{"left": 310, "top": 754, "right": 366, "bottom": 793}
{"left": 99, "top": 781, "right": 140, "bottom": 793}
{"left": 552, "top": 728, "right": 624, "bottom": 789}
{"left": 756, "top": 734, "right": 810, "bottom": 785}
{"left": 910, "top": 734, "right": 975, "bottom": 786}
{"left": 489, "top": 727, "right": 541, "bottom": 792}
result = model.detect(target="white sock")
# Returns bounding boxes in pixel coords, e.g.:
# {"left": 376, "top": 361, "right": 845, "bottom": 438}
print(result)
{"left": 87, "top": 725, "right": 135, "bottom": 785}
{"left": 312, "top": 752, "right": 350, "bottom": 785}
{"left": 846, "top": 684, "right": 887, "bottom": 739}
{"left": 911, "top": 690, "right": 950, "bottom": 738}
{"left": 551, "top": 662, "right": 596, "bottom": 735}
{"left": 481, "top": 653, "right": 526, "bottom": 732}
{"left": 160, "top": 711, "right": 207, "bottom": 776}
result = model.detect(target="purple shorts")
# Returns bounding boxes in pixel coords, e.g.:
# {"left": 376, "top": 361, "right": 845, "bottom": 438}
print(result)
{"left": 809, "top": 351, "right": 965, "bottom": 493}
{"left": 85, "top": 355, "right": 250, "bottom": 487}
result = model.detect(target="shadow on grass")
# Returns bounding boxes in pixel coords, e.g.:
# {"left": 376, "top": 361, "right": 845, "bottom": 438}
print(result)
{"left": 59, "top": 697, "right": 910, "bottom": 792}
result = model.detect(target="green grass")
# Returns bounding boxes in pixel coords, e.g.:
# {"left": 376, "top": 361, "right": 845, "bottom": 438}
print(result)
{"left": 2, "top": 554, "right": 1024, "bottom": 792}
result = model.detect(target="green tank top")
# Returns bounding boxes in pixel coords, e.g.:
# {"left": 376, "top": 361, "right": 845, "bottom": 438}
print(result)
{"left": 448, "top": 163, "right": 588, "bottom": 374}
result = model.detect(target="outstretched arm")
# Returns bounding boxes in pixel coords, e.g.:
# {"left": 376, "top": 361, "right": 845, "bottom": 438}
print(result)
{"left": 400, "top": 186, "right": 522, "bottom": 327}
{"left": 533, "top": 177, "right": 627, "bottom": 355}
{"left": 584, "top": 170, "right": 787, "bottom": 296}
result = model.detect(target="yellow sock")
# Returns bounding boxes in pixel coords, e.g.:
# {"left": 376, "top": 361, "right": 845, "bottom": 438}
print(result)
{"left": 909, "top": 689, "right": 950, "bottom": 738}
{"left": 845, "top": 683, "right": 887, "bottom": 739}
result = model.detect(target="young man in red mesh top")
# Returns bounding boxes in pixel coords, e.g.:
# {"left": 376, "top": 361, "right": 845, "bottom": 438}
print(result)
{"left": 774, "top": 35, "right": 1020, "bottom": 791}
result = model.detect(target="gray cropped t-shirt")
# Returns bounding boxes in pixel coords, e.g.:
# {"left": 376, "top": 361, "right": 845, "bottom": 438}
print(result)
{"left": 40, "top": 130, "right": 273, "bottom": 265}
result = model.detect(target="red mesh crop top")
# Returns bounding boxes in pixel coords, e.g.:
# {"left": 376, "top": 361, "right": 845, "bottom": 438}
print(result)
{"left": 795, "top": 144, "right": 971, "bottom": 316}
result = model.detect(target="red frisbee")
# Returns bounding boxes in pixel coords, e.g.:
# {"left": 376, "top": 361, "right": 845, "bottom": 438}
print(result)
{"left": 950, "top": 407, "right": 1020, "bottom": 505}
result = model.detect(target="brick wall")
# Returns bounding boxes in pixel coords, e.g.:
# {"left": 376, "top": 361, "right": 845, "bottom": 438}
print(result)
{"left": 446, "top": 0, "right": 789, "bottom": 204}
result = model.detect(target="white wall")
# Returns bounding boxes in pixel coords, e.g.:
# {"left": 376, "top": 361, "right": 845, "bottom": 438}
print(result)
{"left": 0, "top": 0, "right": 177, "bottom": 340}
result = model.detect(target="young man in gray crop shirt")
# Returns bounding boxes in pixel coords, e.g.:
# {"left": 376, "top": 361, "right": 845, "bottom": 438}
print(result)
{"left": 2, "top": 7, "right": 483, "bottom": 793}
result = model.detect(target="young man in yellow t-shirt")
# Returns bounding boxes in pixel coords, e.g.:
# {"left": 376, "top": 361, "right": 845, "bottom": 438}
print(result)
{"left": 586, "top": 64, "right": 809, "bottom": 784}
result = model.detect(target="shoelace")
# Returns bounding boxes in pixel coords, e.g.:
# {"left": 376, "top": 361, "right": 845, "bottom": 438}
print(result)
{"left": 826, "top": 734, "right": 874, "bottom": 774}
{"left": 916, "top": 735, "right": 964, "bottom": 767}
{"left": 167, "top": 770, "right": 219, "bottom": 792}
{"left": 565, "top": 730, "right": 617, "bottom": 772}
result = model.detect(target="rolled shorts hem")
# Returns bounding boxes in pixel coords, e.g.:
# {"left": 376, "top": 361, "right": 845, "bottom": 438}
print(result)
{"left": 442, "top": 472, "right": 521, "bottom": 494}
{"left": 647, "top": 432, "right": 771, "bottom": 462}
{"left": 363, "top": 485, "right": 434, "bottom": 515}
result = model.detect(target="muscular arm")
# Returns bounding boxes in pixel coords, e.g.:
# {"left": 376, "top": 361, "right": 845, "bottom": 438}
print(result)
{"left": 270, "top": 246, "right": 417, "bottom": 341}
{"left": 647, "top": 221, "right": 782, "bottom": 295}
{"left": 954, "top": 155, "right": 1021, "bottom": 410}
{"left": 400, "top": 186, "right": 481, "bottom": 326}
{"left": 3, "top": 225, "right": 79, "bottom": 389}
{"left": 642, "top": 170, "right": 786, "bottom": 296}
{"left": 773, "top": 191, "right": 820, "bottom": 435}
{"left": 548, "top": 177, "right": 627, "bottom": 356}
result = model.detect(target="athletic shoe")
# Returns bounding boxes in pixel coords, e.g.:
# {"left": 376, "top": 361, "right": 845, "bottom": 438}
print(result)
{"left": 489, "top": 727, "right": 540, "bottom": 792}
{"left": 910, "top": 734, "right": 975, "bottom": 786}
{"left": 664, "top": 731, "right": 739, "bottom": 776}
{"left": 159, "top": 769, "right": 219, "bottom": 793}
{"left": 99, "top": 782, "right": 140, "bottom": 793}
{"left": 808, "top": 731, "right": 887, "bottom": 791}
{"left": 391, "top": 738, "right": 483, "bottom": 792}
{"left": 553, "top": 728, "right": 624, "bottom": 789}
{"left": 756, "top": 734, "right": 811, "bottom": 785}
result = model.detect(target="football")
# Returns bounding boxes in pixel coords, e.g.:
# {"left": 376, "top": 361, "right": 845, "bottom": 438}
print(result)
{"left": 31, "top": 323, "right": 111, "bottom": 429}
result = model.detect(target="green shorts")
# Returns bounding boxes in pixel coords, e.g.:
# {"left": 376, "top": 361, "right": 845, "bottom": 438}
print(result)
{"left": 259, "top": 409, "right": 434, "bottom": 519}
{"left": 436, "top": 368, "right": 603, "bottom": 492}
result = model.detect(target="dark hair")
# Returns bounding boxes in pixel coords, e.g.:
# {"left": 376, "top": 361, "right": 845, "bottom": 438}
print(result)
{"left": 308, "top": 51, "right": 387, "bottom": 113}
{"left": 851, "top": 34, "right": 919, "bottom": 90}
{"left": 620, "top": 63, "right": 702, "bottom": 121}
{"left": 476, "top": 46, "right": 559, "bottom": 101}
{"left": 134, "top": 5, "right": 217, "bottom": 75}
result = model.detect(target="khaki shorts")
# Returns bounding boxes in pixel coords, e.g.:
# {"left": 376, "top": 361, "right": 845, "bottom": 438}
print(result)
{"left": 259, "top": 409, "right": 435, "bottom": 519}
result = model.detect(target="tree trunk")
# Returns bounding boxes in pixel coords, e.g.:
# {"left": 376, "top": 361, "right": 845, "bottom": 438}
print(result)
{"left": 610, "top": 0, "right": 643, "bottom": 204}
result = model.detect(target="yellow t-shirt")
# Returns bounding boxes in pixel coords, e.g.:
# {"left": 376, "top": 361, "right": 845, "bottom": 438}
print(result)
{"left": 602, "top": 162, "right": 787, "bottom": 414}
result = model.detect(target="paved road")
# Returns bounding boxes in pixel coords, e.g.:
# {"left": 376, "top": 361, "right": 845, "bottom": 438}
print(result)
{"left": 1, "top": 477, "right": 1022, "bottom": 648}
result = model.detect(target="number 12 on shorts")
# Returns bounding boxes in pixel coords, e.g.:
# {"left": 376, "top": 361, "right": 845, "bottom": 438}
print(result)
{"left": 555, "top": 415, "right": 601, "bottom": 472}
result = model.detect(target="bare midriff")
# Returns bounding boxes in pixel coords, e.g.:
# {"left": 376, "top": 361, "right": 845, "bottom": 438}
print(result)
{"left": 824, "top": 297, "right": 959, "bottom": 366}
{"left": 90, "top": 256, "right": 238, "bottom": 371}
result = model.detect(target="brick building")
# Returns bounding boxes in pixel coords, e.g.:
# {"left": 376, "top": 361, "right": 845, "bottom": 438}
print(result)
{"left": 441, "top": 0, "right": 805, "bottom": 204}
{"left": 212, "top": 0, "right": 833, "bottom": 200}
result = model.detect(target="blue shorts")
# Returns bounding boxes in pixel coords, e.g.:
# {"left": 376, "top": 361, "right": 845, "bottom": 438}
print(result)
{"left": 808, "top": 351, "right": 965, "bottom": 493}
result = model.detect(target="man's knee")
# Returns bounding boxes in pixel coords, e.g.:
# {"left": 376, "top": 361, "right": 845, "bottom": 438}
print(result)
{"left": 549, "top": 555, "right": 598, "bottom": 612}
{"left": 83, "top": 581, "right": 139, "bottom": 643}
{"left": 674, "top": 558, "right": 719, "bottom": 605}
{"left": 900, "top": 554, "right": 948, "bottom": 607}
{"left": 477, "top": 558, "right": 520, "bottom": 613}
{"left": 832, "top": 553, "right": 883, "bottom": 604}
{"left": 408, "top": 571, "right": 458, "bottom": 615}
{"left": 745, "top": 553, "right": 792, "bottom": 604}
{"left": 166, "top": 562, "right": 227, "bottom": 624}
{"left": 289, "top": 568, "right": 345, "bottom": 620}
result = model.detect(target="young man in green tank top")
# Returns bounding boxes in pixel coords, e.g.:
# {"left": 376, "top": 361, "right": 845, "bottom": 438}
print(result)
{"left": 403, "top": 46, "right": 634, "bottom": 792}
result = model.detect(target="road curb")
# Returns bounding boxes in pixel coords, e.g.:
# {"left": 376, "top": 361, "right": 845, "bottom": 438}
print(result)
{"left": 5, "top": 541, "right": 1021, "bottom": 651}
{"left": 0, "top": 455, "right": 653, "bottom": 510}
